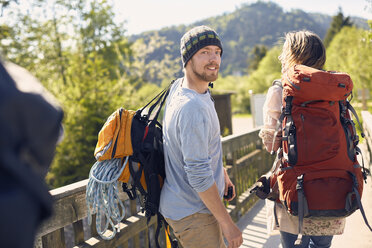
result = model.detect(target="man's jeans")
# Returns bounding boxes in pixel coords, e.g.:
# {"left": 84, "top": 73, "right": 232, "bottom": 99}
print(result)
{"left": 280, "top": 231, "right": 333, "bottom": 248}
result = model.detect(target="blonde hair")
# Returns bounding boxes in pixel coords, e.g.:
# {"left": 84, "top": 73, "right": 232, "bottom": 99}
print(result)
{"left": 279, "top": 30, "right": 326, "bottom": 72}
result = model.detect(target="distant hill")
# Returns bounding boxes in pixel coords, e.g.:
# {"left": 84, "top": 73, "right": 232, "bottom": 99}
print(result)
{"left": 130, "top": 1, "right": 369, "bottom": 83}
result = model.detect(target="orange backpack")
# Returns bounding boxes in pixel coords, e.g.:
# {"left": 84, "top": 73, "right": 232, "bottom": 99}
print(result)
{"left": 93, "top": 108, "right": 148, "bottom": 188}
{"left": 86, "top": 82, "right": 177, "bottom": 248}
{"left": 267, "top": 65, "right": 371, "bottom": 241}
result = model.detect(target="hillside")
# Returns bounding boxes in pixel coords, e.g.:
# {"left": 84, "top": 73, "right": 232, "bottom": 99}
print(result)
{"left": 130, "top": 1, "right": 369, "bottom": 83}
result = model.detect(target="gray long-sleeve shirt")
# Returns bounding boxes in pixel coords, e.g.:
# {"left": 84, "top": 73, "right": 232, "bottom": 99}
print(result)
{"left": 159, "top": 78, "right": 225, "bottom": 220}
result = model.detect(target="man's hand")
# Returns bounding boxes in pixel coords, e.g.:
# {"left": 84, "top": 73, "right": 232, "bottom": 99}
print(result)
{"left": 220, "top": 220, "right": 243, "bottom": 248}
{"left": 198, "top": 183, "right": 243, "bottom": 247}
{"left": 224, "top": 168, "right": 236, "bottom": 201}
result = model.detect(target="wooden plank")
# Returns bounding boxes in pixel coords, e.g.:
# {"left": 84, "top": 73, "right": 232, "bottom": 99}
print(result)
{"left": 236, "top": 149, "right": 261, "bottom": 166}
{"left": 74, "top": 212, "right": 157, "bottom": 248}
{"left": 90, "top": 214, "right": 98, "bottom": 237}
{"left": 38, "top": 188, "right": 86, "bottom": 237}
{"left": 144, "top": 228, "right": 149, "bottom": 248}
{"left": 34, "top": 236, "right": 42, "bottom": 248}
{"left": 122, "top": 240, "right": 129, "bottom": 248}
{"left": 229, "top": 181, "right": 262, "bottom": 219}
{"left": 230, "top": 150, "right": 239, "bottom": 221}
{"left": 221, "top": 129, "right": 260, "bottom": 154}
{"left": 237, "top": 191, "right": 259, "bottom": 217}
{"left": 130, "top": 200, "right": 140, "bottom": 247}
{"left": 37, "top": 181, "right": 129, "bottom": 237}
{"left": 362, "top": 111, "right": 372, "bottom": 171}
{"left": 73, "top": 220, "right": 85, "bottom": 245}
{"left": 42, "top": 228, "right": 66, "bottom": 248}
{"left": 236, "top": 150, "right": 260, "bottom": 193}
{"left": 49, "top": 179, "right": 88, "bottom": 200}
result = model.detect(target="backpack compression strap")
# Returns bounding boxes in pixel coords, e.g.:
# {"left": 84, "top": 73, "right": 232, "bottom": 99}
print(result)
{"left": 282, "top": 96, "right": 298, "bottom": 165}
{"left": 346, "top": 102, "right": 365, "bottom": 138}
{"left": 294, "top": 174, "right": 310, "bottom": 246}
{"left": 270, "top": 96, "right": 297, "bottom": 166}
{"left": 349, "top": 172, "right": 372, "bottom": 232}
{"left": 344, "top": 102, "right": 370, "bottom": 181}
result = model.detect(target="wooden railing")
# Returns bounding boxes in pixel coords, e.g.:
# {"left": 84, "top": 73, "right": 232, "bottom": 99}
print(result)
{"left": 35, "top": 128, "right": 274, "bottom": 248}
{"left": 361, "top": 111, "right": 372, "bottom": 172}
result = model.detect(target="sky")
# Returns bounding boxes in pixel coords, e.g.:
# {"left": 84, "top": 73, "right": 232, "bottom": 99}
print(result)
{"left": 113, "top": 0, "right": 372, "bottom": 35}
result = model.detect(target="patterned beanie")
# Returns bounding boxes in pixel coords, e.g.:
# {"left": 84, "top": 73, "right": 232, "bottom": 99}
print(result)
{"left": 180, "top": 25, "right": 223, "bottom": 67}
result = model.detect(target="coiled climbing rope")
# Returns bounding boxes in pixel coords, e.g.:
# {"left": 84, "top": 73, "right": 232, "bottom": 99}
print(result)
{"left": 86, "top": 156, "right": 128, "bottom": 240}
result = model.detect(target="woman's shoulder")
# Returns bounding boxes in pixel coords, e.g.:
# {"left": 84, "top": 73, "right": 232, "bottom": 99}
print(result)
{"left": 266, "top": 83, "right": 283, "bottom": 100}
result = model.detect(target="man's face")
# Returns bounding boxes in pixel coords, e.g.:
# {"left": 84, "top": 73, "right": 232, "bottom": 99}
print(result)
{"left": 188, "top": 45, "right": 222, "bottom": 82}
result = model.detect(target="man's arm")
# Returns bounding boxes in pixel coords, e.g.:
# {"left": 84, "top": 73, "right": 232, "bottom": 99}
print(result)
{"left": 198, "top": 183, "right": 243, "bottom": 248}
{"left": 179, "top": 104, "right": 242, "bottom": 247}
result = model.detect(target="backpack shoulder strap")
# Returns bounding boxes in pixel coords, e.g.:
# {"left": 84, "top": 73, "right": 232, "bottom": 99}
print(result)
{"left": 272, "top": 79, "right": 283, "bottom": 89}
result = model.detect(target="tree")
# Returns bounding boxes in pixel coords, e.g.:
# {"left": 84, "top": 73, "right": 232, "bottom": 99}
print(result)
{"left": 0, "top": 0, "right": 17, "bottom": 15}
{"left": 0, "top": 0, "right": 138, "bottom": 187}
{"left": 215, "top": 46, "right": 282, "bottom": 114}
{"left": 44, "top": 0, "right": 135, "bottom": 187}
{"left": 326, "top": 26, "right": 372, "bottom": 110}
{"left": 246, "top": 46, "right": 282, "bottom": 93}
{"left": 130, "top": 32, "right": 179, "bottom": 85}
{"left": 323, "top": 8, "right": 353, "bottom": 47}
{"left": 248, "top": 45, "right": 268, "bottom": 73}
{"left": 214, "top": 75, "right": 249, "bottom": 114}
{"left": 47, "top": 50, "right": 127, "bottom": 187}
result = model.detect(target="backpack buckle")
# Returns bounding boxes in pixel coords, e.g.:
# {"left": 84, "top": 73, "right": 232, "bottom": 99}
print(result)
{"left": 122, "top": 183, "right": 137, "bottom": 200}
{"left": 284, "top": 96, "right": 293, "bottom": 115}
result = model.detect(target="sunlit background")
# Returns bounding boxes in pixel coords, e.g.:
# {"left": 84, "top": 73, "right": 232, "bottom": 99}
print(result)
{"left": 113, "top": 0, "right": 372, "bottom": 34}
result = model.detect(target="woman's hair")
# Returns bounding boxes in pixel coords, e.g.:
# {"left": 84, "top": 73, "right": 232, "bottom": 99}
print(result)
{"left": 278, "top": 30, "right": 326, "bottom": 71}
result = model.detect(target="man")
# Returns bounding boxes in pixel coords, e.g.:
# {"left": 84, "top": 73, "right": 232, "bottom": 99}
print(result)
{"left": 159, "top": 25, "right": 243, "bottom": 248}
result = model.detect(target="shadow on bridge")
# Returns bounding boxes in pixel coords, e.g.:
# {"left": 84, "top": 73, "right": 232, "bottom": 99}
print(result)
{"left": 236, "top": 200, "right": 281, "bottom": 248}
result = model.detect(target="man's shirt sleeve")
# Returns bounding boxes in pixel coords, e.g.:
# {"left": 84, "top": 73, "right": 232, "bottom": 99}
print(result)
{"left": 179, "top": 102, "right": 214, "bottom": 193}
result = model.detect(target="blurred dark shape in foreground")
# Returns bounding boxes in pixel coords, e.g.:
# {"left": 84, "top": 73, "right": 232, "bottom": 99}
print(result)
{"left": 0, "top": 60, "right": 63, "bottom": 247}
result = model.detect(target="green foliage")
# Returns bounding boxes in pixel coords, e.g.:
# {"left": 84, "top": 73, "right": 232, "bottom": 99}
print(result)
{"left": 214, "top": 75, "right": 250, "bottom": 114}
{"left": 47, "top": 51, "right": 124, "bottom": 187}
{"left": 215, "top": 46, "right": 282, "bottom": 114}
{"left": 323, "top": 8, "right": 353, "bottom": 47}
{"left": 235, "top": 46, "right": 281, "bottom": 113}
{"left": 135, "top": 83, "right": 162, "bottom": 106}
{"left": 248, "top": 45, "right": 268, "bottom": 73}
{"left": 0, "top": 0, "right": 166, "bottom": 188}
{"left": 246, "top": 46, "right": 282, "bottom": 93}
{"left": 325, "top": 26, "right": 372, "bottom": 108}
{"left": 130, "top": 34, "right": 180, "bottom": 85}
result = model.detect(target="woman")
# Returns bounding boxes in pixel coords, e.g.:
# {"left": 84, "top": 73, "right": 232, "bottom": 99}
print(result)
{"left": 258, "top": 30, "right": 345, "bottom": 248}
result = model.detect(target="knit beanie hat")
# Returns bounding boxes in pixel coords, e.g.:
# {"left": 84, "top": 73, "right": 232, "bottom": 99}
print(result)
{"left": 180, "top": 25, "right": 223, "bottom": 67}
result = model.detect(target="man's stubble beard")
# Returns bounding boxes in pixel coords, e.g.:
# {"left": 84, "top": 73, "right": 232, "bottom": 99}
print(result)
{"left": 190, "top": 60, "right": 219, "bottom": 82}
